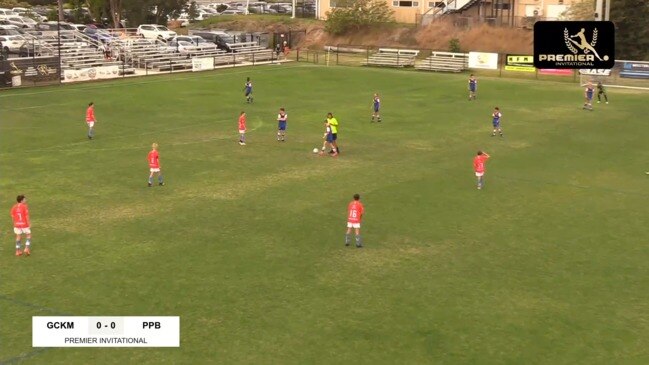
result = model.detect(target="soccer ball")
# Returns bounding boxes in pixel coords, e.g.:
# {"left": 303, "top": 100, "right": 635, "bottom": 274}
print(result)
{"left": 313, "top": 148, "right": 319, "bottom": 154}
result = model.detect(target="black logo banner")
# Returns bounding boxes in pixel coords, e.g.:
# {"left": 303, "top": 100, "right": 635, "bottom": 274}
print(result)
{"left": 534, "top": 21, "right": 615, "bottom": 69}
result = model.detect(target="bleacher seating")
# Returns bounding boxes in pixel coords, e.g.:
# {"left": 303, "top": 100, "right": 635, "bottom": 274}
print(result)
{"left": 226, "top": 42, "right": 272, "bottom": 62}
{"left": 415, "top": 51, "right": 468, "bottom": 72}
{"left": 364, "top": 48, "right": 419, "bottom": 68}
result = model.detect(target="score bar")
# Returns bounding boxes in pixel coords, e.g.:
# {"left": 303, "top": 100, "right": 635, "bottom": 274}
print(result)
{"left": 33, "top": 316, "right": 179, "bottom": 347}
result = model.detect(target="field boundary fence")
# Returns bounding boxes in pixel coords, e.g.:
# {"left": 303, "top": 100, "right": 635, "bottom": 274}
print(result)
{"left": 294, "top": 44, "right": 649, "bottom": 90}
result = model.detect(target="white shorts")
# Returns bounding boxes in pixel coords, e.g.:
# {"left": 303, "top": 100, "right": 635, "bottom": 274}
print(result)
{"left": 347, "top": 222, "right": 361, "bottom": 229}
{"left": 239, "top": 130, "right": 246, "bottom": 134}
{"left": 87, "top": 122, "right": 95, "bottom": 128}
{"left": 150, "top": 168, "right": 160, "bottom": 173}
{"left": 14, "top": 227, "right": 31, "bottom": 235}
{"left": 475, "top": 172, "right": 484, "bottom": 177}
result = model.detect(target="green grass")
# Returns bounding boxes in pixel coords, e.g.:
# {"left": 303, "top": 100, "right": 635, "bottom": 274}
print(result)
{"left": 1, "top": 64, "right": 649, "bottom": 364}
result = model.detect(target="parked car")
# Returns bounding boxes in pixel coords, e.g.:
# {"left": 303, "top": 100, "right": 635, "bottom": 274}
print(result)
{"left": 35, "top": 21, "right": 76, "bottom": 36}
{"left": 17, "top": 11, "right": 47, "bottom": 22}
{"left": 191, "top": 30, "right": 235, "bottom": 51}
{"left": 0, "top": 8, "right": 19, "bottom": 18}
{"left": 170, "top": 35, "right": 211, "bottom": 45}
{"left": 0, "top": 25, "right": 25, "bottom": 53}
{"left": 174, "top": 14, "right": 190, "bottom": 27}
{"left": 84, "top": 25, "right": 117, "bottom": 43}
{"left": 136, "top": 24, "right": 176, "bottom": 41}
{"left": 220, "top": 9, "right": 246, "bottom": 15}
{"left": 70, "top": 23, "right": 87, "bottom": 32}
{"left": 6, "top": 16, "right": 36, "bottom": 28}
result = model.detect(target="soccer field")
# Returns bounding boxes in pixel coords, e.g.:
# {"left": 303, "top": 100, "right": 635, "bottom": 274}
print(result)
{"left": 1, "top": 63, "right": 649, "bottom": 364}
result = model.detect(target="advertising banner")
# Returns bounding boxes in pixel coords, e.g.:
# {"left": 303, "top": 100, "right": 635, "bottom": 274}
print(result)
{"left": 192, "top": 57, "right": 214, "bottom": 72}
{"left": 468, "top": 52, "right": 499, "bottom": 70}
{"left": 579, "top": 69, "right": 612, "bottom": 76}
{"left": 538, "top": 68, "right": 573, "bottom": 76}
{"left": 1, "top": 56, "right": 60, "bottom": 88}
{"left": 505, "top": 55, "right": 535, "bottom": 72}
{"left": 619, "top": 61, "right": 649, "bottom": 79}
{"left": 63, "top": 66, "right": 120, "bottom": 83}
{"left": 534, "top": 21, "right": 615, "bottom": 69}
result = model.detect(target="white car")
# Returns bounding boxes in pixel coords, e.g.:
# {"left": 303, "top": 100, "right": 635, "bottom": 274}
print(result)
{"left": 6, "top": 16, "right": 36, "bottom": 28}
{"left": 0, "top": 8, "right": 18, "bottom": 18}
{"left": 0, "top": 26, "right": 25, "bottom": 53}
{"left": 220, "top": 9, "right": 246, "bottom": 15}
{"left": 174, "top": 14, "right": 190, "bottom": 27}
{"left": 70, "top": 23, "right": 87, "bottom": 32}
{"left": 137, "top": 24, "right": 177, "bottom": 41}
{"left": 20, "top": 12, "right": 48, "bottom": 22}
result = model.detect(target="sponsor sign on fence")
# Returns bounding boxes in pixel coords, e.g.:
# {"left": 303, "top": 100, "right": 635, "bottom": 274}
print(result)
{"left": 468, "top": 52, "right": 499, "bottom": 70}
{"left": 579, "top": 69, "right": 612, "bottom": 76}
{"left": 505, "top": 55, "right": 535, "bottom": 72}
{"left": 538, "top": 68, "right": 574, "bottom": 76}
{"left": 192, "top": 57, "right": 215, "bottom": 72}
{"left": 1, "top": 56, "right": 60, "bottom": 88}
{"left": 63, "top": 66, "right": 120, "bottom": 83}
{"left": 619, "top": 61, "right": 649, "bottom": 79}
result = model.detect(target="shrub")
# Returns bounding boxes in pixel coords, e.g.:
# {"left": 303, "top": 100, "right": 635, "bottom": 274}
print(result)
{"left": 325, "top": 0, "right": 394, "bottom": 35}
{"left": 449, "top": 38, "right": 461, "bottom": 52}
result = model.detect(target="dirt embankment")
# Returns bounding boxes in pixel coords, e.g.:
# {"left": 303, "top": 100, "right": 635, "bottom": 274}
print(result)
{"left": 194, "top": 18, "right": 533, "bottom": 54}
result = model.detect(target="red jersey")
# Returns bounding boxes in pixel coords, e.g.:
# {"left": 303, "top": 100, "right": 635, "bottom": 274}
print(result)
{"left": 347, "top": 201, "right": 364, "bottom": 224}
{"left": 238, "top": 114, "right": 246, "bottom": 131}
{"left": 148, "top": 150, "right": 160, "bottom": 168}
{"left": 86, "top": 106, "right": 95, "bottom": 122}
{"left": 10, "top": 203, "right": 30, "bottom": 228}
{"left": 473, "top": 155, "right": 489, "bottom": 173}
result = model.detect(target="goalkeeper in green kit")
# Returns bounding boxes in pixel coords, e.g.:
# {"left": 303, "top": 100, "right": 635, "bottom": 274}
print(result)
{"left": 597, "top": 81, "right": 609, "bottom": 104}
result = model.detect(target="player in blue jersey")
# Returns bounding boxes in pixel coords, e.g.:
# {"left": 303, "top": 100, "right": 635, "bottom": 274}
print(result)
{"left": 491, "top": 107, "right": 503, "bottom": 137}
{"left": 583, "top": 82, "right": 594, "bottom": 110}
{"left": 468, "top": 74, "right": 477, "bottom": 101}
{"left": 244, "top": 77, "right": 253, "bottom": 103}
{"left": 277, "top": 108, "right": 287, "bottom": 142}
{"left": 371, "top": 93, "right": 381, "bottom": 122}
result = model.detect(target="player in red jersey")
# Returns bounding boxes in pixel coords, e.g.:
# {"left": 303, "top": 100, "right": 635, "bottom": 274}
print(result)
{"left": 147, "top": 143, "right": 164, "bottom": 187}
{"left": 11, "top": 195, "right": 32, "bottom": 256}
{"left": 345, "top": 194, "right": 364, "bottom": 248}
{"left": 238, "top": 111, "right": 247, "bottom": 145}
{"left": 473, "top": 151, "right": 490, "bottom": 190}
{"left": 86, "top": 102, "right": 97, "bottom": 140}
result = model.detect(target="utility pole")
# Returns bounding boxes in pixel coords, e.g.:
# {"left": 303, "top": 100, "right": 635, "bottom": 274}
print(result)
{"left": 57, "top": 0, "right": 64, "bottom": 21}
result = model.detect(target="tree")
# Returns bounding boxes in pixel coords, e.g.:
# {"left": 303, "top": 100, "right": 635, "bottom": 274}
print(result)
{"left": 123, "top": 0, "right": 184, "bottom": 26}
{"left": 325, "top": 0, "right": 394, "bottom": 35}
{"left": 560, "top": 0, "right": 595, "bottom": 20}
{"left": 108, "top": 0, "right": 121, "bottom": 28}
{"left": 610, "top": 0, "right": 649, "bottom": 60}
{"left": 85, "top": 0, "right": 110, "bottom": 23}
{"left": 187, "top": 1, "right": 199, "bottom": 22}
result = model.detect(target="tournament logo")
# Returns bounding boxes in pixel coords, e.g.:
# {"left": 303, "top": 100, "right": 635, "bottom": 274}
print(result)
{"left": 534, "top": 21, "right": 615, "bottom": 69}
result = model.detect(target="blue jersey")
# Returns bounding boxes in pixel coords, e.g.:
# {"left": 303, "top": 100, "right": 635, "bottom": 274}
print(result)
{"left": 373, "top": 97, "right": 380, "bottom": 112}
{"left": 469, "top": 78, "right": 477, "bottom": 91}
{"left": 492, "top": 112, "right": 502, "bottom": 126}
{"left": 277, "top": 113, "right": 287, "bottom": 130}
{"left": 585, "top": 86, "right": 594, "bottom": 98}
{"left": 245, "top": 81, "right": 252, "bottom": 94}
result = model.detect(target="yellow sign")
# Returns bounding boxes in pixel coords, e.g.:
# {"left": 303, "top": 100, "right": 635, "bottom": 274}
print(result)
{"left": 505, "top": 54, "right": 536, "bottom": 72}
